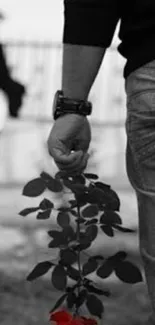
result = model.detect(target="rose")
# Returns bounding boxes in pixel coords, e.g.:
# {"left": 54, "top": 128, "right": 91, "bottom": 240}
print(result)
{"left": 50, "top": 310, "right": 97, "bottom": 325}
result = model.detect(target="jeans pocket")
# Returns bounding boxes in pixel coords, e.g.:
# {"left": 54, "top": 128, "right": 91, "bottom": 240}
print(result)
{"left": 126, "top": 90, "right": 155, "bottom": 192}
{"left": 127, "top": 89, "right": 155, "bottom": 104}
{"left": 126, "top": 90, "right": 155, "bottom": 166}
{"left": 125, "top": 59, "right": 155, "bottom": 105}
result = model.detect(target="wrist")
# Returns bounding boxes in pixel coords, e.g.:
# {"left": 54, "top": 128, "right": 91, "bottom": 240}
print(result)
{"left": 62, "top": 87, "right": 89, "bottom": 101}
{"left": 55, "top": 113, "right": 87, "bottom": 122}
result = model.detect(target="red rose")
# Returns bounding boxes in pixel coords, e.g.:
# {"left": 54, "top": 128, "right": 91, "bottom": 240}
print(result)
{"left": 49, "top": 310, "right": 97, "bottom": 325}
{"left": 50, "top": 310, "right": 72, "bottom": 324}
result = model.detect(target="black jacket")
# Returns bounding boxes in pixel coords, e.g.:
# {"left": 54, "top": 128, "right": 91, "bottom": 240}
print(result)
{"left": 63, "top": 0, "right": 155, "bottom": 78}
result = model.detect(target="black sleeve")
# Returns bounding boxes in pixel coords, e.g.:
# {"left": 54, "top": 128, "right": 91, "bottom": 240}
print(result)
{"left": 63, "top": 0, "right": 121, "bottom": 48}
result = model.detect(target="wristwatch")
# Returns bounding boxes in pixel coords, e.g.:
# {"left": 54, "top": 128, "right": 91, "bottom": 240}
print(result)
{"left": 53, "top": 90, "right": 92, "bottom": 120}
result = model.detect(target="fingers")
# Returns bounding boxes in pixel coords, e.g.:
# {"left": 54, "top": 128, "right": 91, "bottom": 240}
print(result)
{"left": 50, "top": 147, "right": 83, "bottom": 164}
{"left": 55, "top": 151, "right": 83, "bottom": 170}
{"left": 48, "top": 141, "right": 89, "bottom": 172}
{"left": 56, "top": 152, "right": 89, "bottom": 173}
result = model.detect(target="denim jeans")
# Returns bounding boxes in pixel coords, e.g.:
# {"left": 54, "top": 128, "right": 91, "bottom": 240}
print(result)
{"left": 125, "top": 59, "right": 155, "bottom": 324}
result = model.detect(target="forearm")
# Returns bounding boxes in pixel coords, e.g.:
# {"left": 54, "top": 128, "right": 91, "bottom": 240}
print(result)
{"left": 62, "top": 44, "right": 106, "bottom": 100}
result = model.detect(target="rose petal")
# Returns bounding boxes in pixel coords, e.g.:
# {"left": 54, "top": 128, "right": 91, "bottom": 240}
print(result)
{"left": 50, "top": 310, "right": 72, "bottom": 323}
{"left": 70, "top": 319, "right": 83, "bottom": 325}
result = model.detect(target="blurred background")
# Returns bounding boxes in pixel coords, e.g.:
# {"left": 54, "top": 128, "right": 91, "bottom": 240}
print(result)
{"left": 0, "top": 1, "right": 151, "bottom": 325}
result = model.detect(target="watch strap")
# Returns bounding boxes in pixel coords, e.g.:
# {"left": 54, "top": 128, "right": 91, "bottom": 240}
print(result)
{"left": 53, "top": 90, "right": 92, "bottom": 120}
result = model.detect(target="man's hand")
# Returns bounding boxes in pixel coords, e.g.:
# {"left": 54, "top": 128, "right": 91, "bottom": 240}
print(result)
{"left": 47, "top": 114, "right": 91, "bottom": 173}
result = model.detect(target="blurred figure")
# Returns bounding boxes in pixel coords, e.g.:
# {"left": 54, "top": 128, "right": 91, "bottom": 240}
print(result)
{"left": 0, "top": 11, "right": 25, "bottom": 118}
